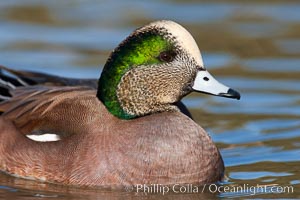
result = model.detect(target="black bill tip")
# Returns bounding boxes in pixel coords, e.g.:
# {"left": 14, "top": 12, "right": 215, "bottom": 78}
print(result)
{"left": 219, "top": 88, "right": 241, "bottom": 100}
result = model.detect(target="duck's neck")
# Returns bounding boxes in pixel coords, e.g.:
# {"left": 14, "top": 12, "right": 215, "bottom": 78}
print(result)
{"left": 97, "top": 32, "right": 171, "bottom": 120}
{"left": 97, "top": 59, "right": 135, "bottom": 120}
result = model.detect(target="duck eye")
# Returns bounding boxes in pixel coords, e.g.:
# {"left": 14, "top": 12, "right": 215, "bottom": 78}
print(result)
{"left": 158, "top": 51, "right": 175, "bottom": 62}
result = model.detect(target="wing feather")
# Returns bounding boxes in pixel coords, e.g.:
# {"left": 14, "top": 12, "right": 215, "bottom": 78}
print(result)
{"left": 0, "top": 86, "right": 99, "bottom": 137}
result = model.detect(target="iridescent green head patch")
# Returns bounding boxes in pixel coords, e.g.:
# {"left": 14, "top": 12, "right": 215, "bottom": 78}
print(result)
{"left": 97, "top": 29, "right": 175, "bottom": 119}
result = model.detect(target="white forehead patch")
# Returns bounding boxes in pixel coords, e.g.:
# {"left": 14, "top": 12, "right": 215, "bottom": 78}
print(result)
{"left": 141, "top": 20, "right": 204, "bottom": 67}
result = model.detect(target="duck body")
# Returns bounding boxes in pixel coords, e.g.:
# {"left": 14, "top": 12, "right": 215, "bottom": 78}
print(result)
{"left": 0, "top": 85, "right": 224, "bottom": 186}
{"left": 0, "top": 20, "right": 240, "bottom": 187}
{"left": 0, "top": 88, "right": 223, "bottom": 186}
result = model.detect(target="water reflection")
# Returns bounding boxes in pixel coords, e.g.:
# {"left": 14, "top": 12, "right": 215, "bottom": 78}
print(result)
{"left": 0, "top": 0, "right": 300, "bottom": 199}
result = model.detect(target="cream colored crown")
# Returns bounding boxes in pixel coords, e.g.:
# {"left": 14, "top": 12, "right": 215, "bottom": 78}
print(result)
{"left": 141, "top": 20, "right": 204, "bottom": 67}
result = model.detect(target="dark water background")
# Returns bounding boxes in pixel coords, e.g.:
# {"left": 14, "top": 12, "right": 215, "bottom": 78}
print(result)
{"left": 0, "top": 0, "right": 300, "bottom": 199}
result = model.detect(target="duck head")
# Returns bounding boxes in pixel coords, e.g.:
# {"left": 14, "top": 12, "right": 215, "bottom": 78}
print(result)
{"left": 97, "top": 20, "right": 240, "bottom": 119}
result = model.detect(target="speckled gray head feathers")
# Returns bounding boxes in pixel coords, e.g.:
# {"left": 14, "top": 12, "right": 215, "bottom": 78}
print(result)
{"left": 97, "top": 20, "right": 240, "bottom": 120}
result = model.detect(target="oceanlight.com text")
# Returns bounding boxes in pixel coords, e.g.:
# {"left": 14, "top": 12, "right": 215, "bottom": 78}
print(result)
{"left": 126, "top": 183, "right": 294, "bottom": 195}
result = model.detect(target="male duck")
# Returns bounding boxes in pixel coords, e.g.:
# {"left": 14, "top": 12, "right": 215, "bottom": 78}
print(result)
{"left": 0, "top": 20, "right": 240, "bottom": 187}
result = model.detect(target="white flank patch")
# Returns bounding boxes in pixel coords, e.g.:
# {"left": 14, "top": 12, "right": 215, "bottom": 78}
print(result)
{"left": 143, "top": 20, "right": 204, "bottom": 67}
{"left": 26, "top": 134, "right": 61, "bottom": 142}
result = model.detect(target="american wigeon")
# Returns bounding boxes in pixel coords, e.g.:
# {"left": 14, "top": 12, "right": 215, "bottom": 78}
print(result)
{"left": 0, "top": 20, "right": 240, "bottom": 187}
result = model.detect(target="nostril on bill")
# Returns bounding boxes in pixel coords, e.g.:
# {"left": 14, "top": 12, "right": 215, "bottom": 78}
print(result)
{"left": 203, "top": 77, "right": 209, "bottom": 81}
